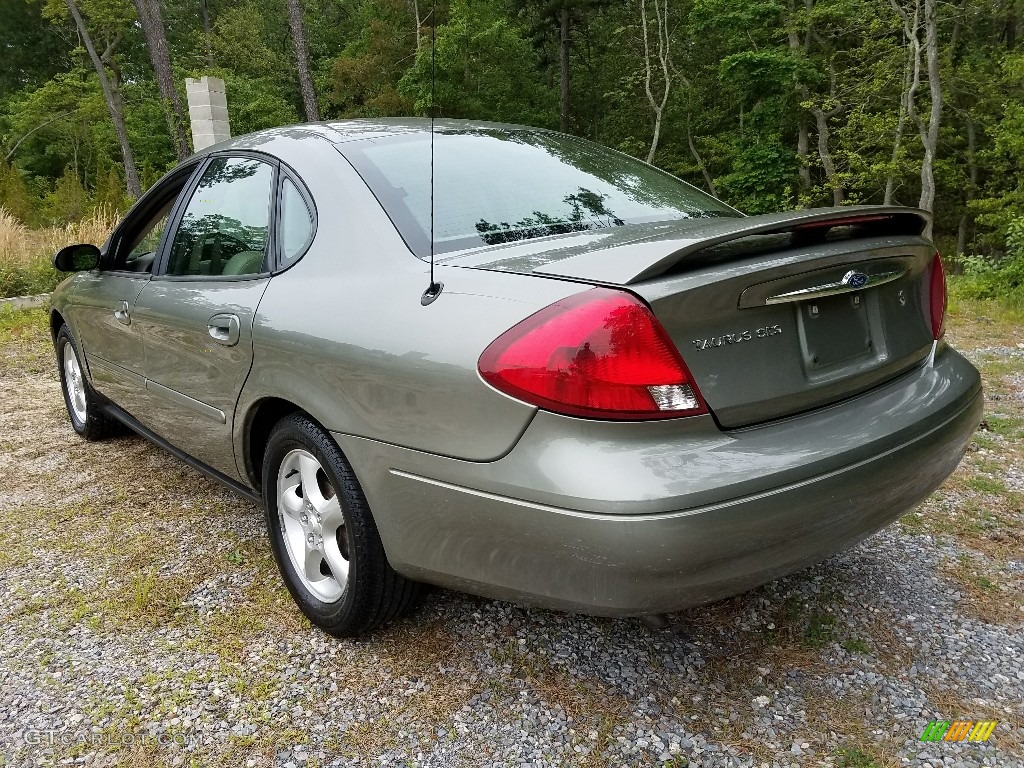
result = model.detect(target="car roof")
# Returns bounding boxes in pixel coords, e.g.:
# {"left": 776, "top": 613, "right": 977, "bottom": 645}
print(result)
{"left": 194, "top": 118, "right": 544, "bottom": 158}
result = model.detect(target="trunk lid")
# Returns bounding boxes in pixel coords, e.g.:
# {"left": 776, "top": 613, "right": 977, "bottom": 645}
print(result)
{"left": 447, "top": 206, "right": 938, "bottom": 428}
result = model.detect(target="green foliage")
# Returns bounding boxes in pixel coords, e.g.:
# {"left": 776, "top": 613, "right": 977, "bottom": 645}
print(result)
{"left": 717, "top": 137, "right": 796, "bottom": 213}
{"left": 91, "top": 164, "right": 130, "bottom": 214}
{"left": 719, "top": 50, "right": 802, "bottom": 101}
{"left": 43, "top": 168, "right": 90, "bottom": 225}
{"left": 212, "top": 72, "right": 300, "bottom": 136}
{"left": 209, "top": 3, "right": 291, "bottom": 84}
{"left": 0, "top": 0, "right": 1023, "bottom": 302}
{"left": 399, "top": 0, "right": 555, "bottom": 125}
{"left": 0, "top": 258, "right": 63, "bottom": 298}
{"left": 0, "top": 163, "right": 37, "bottom": 225}
{"left": 952, "top": 217, "right": 1024, "bottom": 304}
{"left": 327, "top": 0, "right": 416, "bottom": 117}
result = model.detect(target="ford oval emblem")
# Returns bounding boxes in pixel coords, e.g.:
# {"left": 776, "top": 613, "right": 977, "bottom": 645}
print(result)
{"left": 842, "top": 270, "right": 869, "bottom": 289}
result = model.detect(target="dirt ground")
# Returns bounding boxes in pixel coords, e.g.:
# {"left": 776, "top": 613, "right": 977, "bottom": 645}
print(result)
{"left": 0, "top": 298, "right": 1021, "bottom": 768}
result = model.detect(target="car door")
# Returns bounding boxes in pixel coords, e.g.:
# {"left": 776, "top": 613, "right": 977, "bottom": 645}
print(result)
{"left": 131, "top": 153, "right": 277, "bottom": 479}
{"left": 73, "top": 163, "right": 200, "bottom": 417}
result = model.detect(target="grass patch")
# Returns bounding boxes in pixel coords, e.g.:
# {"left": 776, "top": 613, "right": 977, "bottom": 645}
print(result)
{"left": 941, "top": 554, "right": 1023, "bottom": 625}
{"left": 0, "top": 206, "right": 115, "bottom": 298}
{"left": 0, "top": 305, "right": 53, "bottom": 376}
{"left": 803, "top": 612, "right": 838, "bottom": 648}
{"left": 982, "top": 414, "right": 1024, "bottom": 440}
{"left": 841, "top": 637, "right": 871, "bottom": 655}
{"left": 835, "top": 747, "right": 884, "bottom": 768}
{"left": 946, "top": 291, "right": 1024, "bottom": 347}
{"left": 967, "top": 475, "right": 1008, "bottom": 494}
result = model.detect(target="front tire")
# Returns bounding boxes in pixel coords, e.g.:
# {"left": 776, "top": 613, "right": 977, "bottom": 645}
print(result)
{"left": 262, "top": 413, "right": 421, "bottom": 636}
{"left": 55, "top": 325, "right": 120, "bottom": 441}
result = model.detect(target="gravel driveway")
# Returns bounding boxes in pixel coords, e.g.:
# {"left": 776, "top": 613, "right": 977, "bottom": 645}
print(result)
{"left": 0, "top": 303, "right": 1021, "bottom": 768}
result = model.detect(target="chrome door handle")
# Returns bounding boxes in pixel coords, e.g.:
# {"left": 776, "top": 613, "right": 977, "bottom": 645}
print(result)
{"left": 113, "top": 301, "right": 131, "bottom": 325}
{"left": 207, "top": 313, "right": 240, "bottom": 347}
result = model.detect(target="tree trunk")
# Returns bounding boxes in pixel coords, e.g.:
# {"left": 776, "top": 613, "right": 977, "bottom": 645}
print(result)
{"left": 640, "top": 0, "right": 672, "bottom": 164}
{"left": 918, "top": 0, "right": 941, "bottom": 233}
{"left": 956, "top": 114, "right": 977, "bottom": 256}
{"left": 796, "top": 120, "right": 811, "bottom": 196}
{"left": 559, "top": 6, "right": 571, "bottom": 132}
{"left": 287, "top": 0, "right": 320, "bottom": 122}
{"left": 884, "top": 45, "right": 913, "bottom": 204}
{"left": 411, "top": 0, "right": 422, "bottom": 50}
{"left": 788, "top": 0, "right": 812, "bottom": 200}
{"left": 811, "top": 105, "right": 844, "bottom": 205}
{"left": 132, "top": 0, "right": 190, "bottom": 161}
{"left": 200, "top": 0, "right": 213, "bottom": 66}
{"left": 686, "top": 113, "right": 716, "bottom": 196}
{"left": 64, "top": 0, "right": 140, "bottom": 197}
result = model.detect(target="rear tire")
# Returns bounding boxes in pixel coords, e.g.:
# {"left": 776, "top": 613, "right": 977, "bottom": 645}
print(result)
{"left": 262, "top": 413, "right": 421, "bottom": 636}
{"left": 55, "top": 326, "right": 120, "bottom": 441}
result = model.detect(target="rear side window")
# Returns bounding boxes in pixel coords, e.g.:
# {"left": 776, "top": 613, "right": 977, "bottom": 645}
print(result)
{"left": 165, "top": 156, "right": 274, "bottom": 277}
{"left": 280, "top": 177, "right": 313, "bottom": 266}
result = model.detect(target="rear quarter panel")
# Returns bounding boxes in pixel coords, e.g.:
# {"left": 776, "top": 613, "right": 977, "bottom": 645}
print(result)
{"left": 234, "top": 142, "right": 583, "bottom": 474}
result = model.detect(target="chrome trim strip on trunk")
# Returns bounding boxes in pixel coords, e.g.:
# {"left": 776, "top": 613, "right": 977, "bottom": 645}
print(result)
{"left": 764, "top": 268, "right": 906, "bottom": 305}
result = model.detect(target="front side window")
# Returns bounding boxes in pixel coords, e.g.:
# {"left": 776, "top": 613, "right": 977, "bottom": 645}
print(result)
{"left": 166, "top": 156, "right": 274, "bottom": 277}
{"left": 113, "top": 203, "right": 172, "bottom": 274}
{"left": 110, "top": 163, "right": 201, "bottom": 272}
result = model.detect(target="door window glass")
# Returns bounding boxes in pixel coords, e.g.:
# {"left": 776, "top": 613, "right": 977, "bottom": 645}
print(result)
{"left": 166, "top": 157, "right": 274, "bottom": 277}
{"left": 118, "top": 202, "right": 172, "bottom": 273}
{"left": 280, "top": 177, "right": 313, "bottom": 266}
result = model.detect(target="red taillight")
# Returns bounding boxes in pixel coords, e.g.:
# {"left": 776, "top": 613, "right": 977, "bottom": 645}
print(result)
{"left": 928, "top": 251, "right": 947, "bottom": 339}
{"left": 478, "top": 288, "right": 707, "bottom": 420}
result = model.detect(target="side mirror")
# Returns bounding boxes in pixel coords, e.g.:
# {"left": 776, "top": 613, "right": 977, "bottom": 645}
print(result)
{"left": 54, "top": 243, "right": 101, "bottom": 273}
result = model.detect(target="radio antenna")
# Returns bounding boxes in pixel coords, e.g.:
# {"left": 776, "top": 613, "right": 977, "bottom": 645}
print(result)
{"left": 421, "top": 0, "right": 443, "bottom": 306}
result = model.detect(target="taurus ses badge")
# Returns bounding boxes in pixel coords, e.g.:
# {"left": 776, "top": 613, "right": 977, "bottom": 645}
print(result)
{"left": 842, "top": 270, "right": 869, "bottom": 289}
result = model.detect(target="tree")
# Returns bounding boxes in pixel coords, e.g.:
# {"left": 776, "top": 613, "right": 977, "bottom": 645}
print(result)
{"left": 891, "top": 0, "right": 942, "bottom": 235}
{"left": 0, "top": 0, "right": 67, "bottom": 96}
{"left": 638, "top": 0, "right": 674, "bottom": 163}
{"left": 131, "top": 0, "right": 191, "bottom": 161}
{"left": 399, "top": 0, "right": 554, "bottom": 125}
{"left": 918, "top": 0, "right": 942, "bottom": 228}
{"left": 61, "top": 0, "right": 141, "bottom": 197}
{"left": 328, "top": 0, "right": 417, "bottom": 117}
{"left": 1, "top": 0, "right": 1022, "bottom": 262}
{"left": 286, "top": 0, "right": 320, "bottom": 121}
{"left": 521, "top": 1, "right": 612, "bottom": 133}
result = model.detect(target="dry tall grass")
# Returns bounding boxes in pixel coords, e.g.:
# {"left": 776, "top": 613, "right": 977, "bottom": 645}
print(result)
{"left": 0, "top": 206, "right": 119, "bottom": 297}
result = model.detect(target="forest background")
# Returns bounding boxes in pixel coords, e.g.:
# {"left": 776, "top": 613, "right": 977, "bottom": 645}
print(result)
{"left": 2, "top": 0, "right": 1023, "bottom": 301}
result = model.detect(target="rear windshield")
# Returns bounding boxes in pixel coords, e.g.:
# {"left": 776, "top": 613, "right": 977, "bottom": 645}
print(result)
{"left": 342, "top": 128, "right": 739, "bottom": 258}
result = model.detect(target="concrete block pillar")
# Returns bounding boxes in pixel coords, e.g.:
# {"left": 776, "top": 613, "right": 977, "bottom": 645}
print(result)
{"left": 186, "top": 76, "right": 231, "bottom": 151}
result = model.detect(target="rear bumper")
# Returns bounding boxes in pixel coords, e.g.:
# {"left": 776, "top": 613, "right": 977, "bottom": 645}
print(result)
{"left": 335, "top": 346, "right": 982, "bottom": 615}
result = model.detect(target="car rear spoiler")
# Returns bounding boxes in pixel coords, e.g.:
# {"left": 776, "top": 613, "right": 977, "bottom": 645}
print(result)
{"left": 531, "top": 206, "right": 930, "bottom": 285}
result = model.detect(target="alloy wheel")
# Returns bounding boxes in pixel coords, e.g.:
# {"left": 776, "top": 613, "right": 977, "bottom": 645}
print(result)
{"left": 276, "top": 448, "right": 350, "bottom": 603}
{"left": 63, "top": 341, "right": 87, "bottom": 424}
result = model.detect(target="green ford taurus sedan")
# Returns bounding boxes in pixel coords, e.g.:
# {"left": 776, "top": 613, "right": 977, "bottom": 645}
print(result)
{"left": 49, "top": 120, "right": 982, "bottom": 636}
